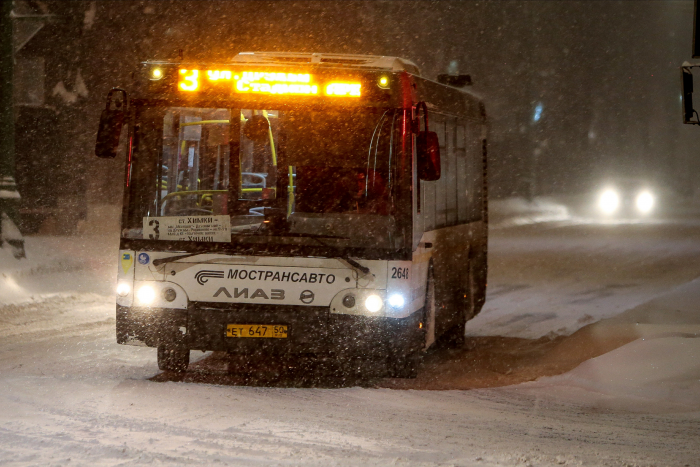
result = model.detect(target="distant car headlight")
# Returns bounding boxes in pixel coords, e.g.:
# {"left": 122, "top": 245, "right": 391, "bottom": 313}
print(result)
{"left": 136, "top": 285, "right": 156, "bottom": 305}
{"left": 116, "top": 283, "right": 131, "bottom": 297}
{"left": 364, "top": 294, "right": 383, "bottom": 313}
{"left": 388, "top": 294, "right": 405, "bottom": 308}
{"left": 599, "top": 189, "right": 620, "bottom": 214}
{"left": 636, "top": 191, "right": 654, "bottom": 214}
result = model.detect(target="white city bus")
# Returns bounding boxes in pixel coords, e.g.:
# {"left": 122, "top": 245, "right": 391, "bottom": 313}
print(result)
{"left": 95, "top": 52, "right": 488, "bottom": 377}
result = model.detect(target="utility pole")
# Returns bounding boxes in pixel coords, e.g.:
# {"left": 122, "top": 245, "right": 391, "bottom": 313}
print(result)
{"left": 0, "top": 0, "right": 25, "bottom": 258}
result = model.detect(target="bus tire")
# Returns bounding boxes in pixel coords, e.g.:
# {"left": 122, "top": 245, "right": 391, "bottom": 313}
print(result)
{"left": 437, "top": 270, "right": 472, "bottom": 349}
{"left": 157, "top": 345, "right": 190, "bottom": 372}
{"left": 439, "top": 317, "right": 466, "bottom": 349}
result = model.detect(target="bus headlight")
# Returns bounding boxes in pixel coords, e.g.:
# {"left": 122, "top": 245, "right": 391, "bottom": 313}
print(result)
{"left": 388, "top": 294, "right": 405, "bottom": 308}
{"left": 116, "top": 283, "right": 131, "bottom": 297}
{"left": 364, "top": 294, "right": 383, "bottom": 313}
{"left": 136, "top": 285, "right": 156, "bottom": 305}
{"left": 598, "top": 188, "right": 620, "bottom": 214}
{"left": 636, "top": 190, "right": 654, "bottom": 214}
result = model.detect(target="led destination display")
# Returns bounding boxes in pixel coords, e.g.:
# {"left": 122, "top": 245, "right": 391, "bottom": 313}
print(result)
{"left": 177, "top": 69, "right": 362, "bottom": 97}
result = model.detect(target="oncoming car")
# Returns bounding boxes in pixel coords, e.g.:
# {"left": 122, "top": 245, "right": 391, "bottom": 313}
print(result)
{"left": 596, "top": 178, "right": 658, "bottom": 217}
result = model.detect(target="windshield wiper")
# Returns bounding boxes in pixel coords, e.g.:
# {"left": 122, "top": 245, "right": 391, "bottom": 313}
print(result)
{"left": 341, "top": 257, "right": 370, "bottom": 275}
{"left": 288, "top": 234, "right": 369, "bottom": 274}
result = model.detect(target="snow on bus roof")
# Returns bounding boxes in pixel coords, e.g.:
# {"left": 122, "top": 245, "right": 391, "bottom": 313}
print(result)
{"left": 231, "top": 52, "right": 421, "bottom": 76}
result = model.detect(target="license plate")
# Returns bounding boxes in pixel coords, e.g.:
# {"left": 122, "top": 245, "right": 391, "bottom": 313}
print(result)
{"left": 226, "top": 324, "right": 288, "bottom": 338}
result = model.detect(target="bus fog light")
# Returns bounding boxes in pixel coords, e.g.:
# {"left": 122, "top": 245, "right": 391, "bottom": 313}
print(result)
{"left": 388, "top": 294, "right": 405, "bottom": 308}
{"left": 162, "top": 288, "right": 177, "bottom": 302}
{"left": 342, "top": 294, "right": 356, "bottom": 308}
{"left": 364, "top": 294, "right": 383, "bottom": 313}
{"left": 116, "top": 283, "right": 131, "bottom": 297}
{"left": 136, "top": 285, "right": 156, "bottom": 305}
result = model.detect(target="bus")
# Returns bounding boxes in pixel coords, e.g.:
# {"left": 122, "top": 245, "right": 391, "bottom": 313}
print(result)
{"left": 95, "top": 52, "right": 488, "bottom": 377}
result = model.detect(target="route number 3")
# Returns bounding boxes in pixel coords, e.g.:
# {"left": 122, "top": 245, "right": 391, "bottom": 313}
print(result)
{"left": 391, "top": 267, "right": 409, "bottom": 280}
{"left": 149, "top": 219, "right": 160, "bottom": 240}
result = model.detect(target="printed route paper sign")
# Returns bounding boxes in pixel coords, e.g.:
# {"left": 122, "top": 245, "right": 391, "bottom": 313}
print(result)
{"left": 143, "top": 215, "right": 231, "bottom": 242}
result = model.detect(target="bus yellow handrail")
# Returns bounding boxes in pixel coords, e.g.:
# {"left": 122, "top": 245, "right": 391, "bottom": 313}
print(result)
{"left": 180, "top": 120, "right": 230, "bottom": 127}
{"left": 162, "top": 188, "right": 275, "bottom": 204}
{"left": 162, "top": 190, "right": 228, "bottom": 202}
{"left": 261, "top": 110, "right": 277, "bottom": 167}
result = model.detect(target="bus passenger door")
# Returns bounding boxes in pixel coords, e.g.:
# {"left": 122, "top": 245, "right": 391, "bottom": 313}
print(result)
{"left": 411, "top": 118, "right": 435, "bottom": 347}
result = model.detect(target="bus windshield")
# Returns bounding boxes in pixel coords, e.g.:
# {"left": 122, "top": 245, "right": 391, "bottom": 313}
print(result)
{"left": 123, "top": 104, "right": 404, "bottom": 249}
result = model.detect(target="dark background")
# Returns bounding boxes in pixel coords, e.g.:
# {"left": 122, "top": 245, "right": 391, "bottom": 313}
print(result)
{"left": 13, "top": 0, "right": 700, "bottom": 217}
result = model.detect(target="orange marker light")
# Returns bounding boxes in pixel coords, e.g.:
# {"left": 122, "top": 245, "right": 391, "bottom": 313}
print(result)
{"left": 179, "top": 69, "right": 199, "bottom": 91}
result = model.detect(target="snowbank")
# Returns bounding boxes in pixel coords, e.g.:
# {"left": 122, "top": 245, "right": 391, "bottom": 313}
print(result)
{"left": 489, "top": 196, "right": 571, "bottom": 228}
{"left": 0, "top": 229, "right": 118, "bottom": 306}
{"left": 515, "top": 277, "right": 700, "bottom": 412}
{"left": 519, "top": 336, "right": 700, "bottom": 412}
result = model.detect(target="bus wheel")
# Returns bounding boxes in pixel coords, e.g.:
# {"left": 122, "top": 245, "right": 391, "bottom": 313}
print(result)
{"left": 157, "top": 345, "right": 190, "bottom": 372}
{"left": 438, "top": 288, "right": 469, "bottom": 349}
{"left": 439, "top": 316, "right": 466, "bottom": 349}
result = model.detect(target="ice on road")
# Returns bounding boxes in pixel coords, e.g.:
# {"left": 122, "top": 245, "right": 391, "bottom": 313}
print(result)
{"left": 1, "top": 202, "right": 700, "bottom": 466}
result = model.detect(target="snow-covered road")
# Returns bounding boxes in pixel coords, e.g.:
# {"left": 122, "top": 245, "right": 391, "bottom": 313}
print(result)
{"left": 1, "top": 202, "right": 699, "bottom": 466}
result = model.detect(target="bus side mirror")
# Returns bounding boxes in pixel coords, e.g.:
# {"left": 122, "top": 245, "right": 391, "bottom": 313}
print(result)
{"left": 95, "top": 88, "right": 128, "bottom": 158}
{"left": 415, "top": 102, "right": 441, "bottom": 181}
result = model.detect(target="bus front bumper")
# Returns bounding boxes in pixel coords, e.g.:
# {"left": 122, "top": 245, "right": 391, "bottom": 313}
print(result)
{"left": 116, "top": 303, "right": 423, "bottom": 357}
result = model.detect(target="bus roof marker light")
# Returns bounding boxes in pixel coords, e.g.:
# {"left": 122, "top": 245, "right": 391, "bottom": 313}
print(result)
{"left": 378, "top": 75, "right": 390, "bottom": 89}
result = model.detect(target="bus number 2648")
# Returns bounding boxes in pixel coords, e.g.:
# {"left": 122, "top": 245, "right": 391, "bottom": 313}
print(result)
{"left": 391, "top": 267, "right": 409, "bottom": 279}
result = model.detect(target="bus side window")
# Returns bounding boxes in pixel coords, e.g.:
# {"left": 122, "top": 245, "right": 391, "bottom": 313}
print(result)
{"left": 433, "top": 116, "right": 447, "bottom": 228}
{"left": 455, "top": 123, "right": 469, "bottom": 223}
{"left": 467, "top": 124, "right": 484, "bottom": 221}
{"left": 445, "top": 117, "right": 458, "bottom": 226}
{"left": 422, "top": 178, "right": 436, "bottom": 232}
